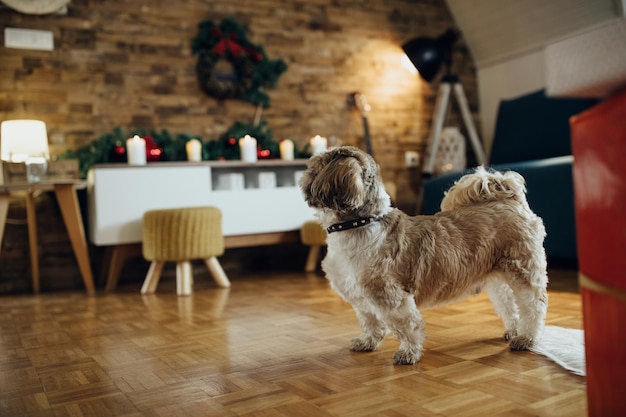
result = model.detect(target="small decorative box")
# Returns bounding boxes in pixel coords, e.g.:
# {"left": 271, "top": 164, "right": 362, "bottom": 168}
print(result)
{"left": 216, "top": 172, "right": 245, "bottom": 190}
{"left": 258, "top": 172, "right": 277, "bottom": 189}
{"left": 1, "top": 161, "right": 27, "bottom": 184}
{"left": 294, "top": 170, "right": 305, "bottom": 186}
{"left": 47, "top": 159, "right": 79, "bottom": 180}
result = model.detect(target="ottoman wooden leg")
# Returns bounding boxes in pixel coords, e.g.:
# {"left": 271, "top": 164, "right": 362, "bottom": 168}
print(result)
{"left": 305, "top": 245, "right": 321, "bottom": 272}
{"left": 176, "top": 261, "right": 193, "bottom": 296}
{"left": 204, "top": 256, "right": 230, "bottom": 288}
{"left": 141, "top": 260, "right": 165, "bottom": 295}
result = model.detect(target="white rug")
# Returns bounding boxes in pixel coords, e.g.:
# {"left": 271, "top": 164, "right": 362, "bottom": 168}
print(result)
{"left": 530, "top": 326, "right": 586, "bottom": 376}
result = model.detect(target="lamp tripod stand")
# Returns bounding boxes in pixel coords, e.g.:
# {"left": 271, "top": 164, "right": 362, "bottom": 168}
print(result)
{"left": 422, "top": 74, "right": 486, "bottom": 178}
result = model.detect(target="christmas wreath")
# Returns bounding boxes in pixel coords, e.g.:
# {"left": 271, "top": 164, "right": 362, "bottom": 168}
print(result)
{"left": 192, "top": 17, "right": 287, "bottom": 108}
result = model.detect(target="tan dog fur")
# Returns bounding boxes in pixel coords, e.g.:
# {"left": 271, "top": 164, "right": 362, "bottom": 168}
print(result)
{"left": 300, "top": 146, "right": 548, "bottom": 365}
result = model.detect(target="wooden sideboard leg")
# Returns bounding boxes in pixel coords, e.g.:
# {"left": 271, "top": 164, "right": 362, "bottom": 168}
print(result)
{"left": 0, "top": 194, "right": 9, "bottom": 256}
{"left": 104, "top": 246, "right": 125, "bottom": 293}
{"left": 25, "top": 192, "right": 40, "bottom": 294}
{"left": 204, "top": 256, "right": 231, "bottom": 288}
{"left": 104, "top": 243, "right": 143, "bottom": 293}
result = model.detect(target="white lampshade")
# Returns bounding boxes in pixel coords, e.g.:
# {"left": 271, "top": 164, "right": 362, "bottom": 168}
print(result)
{"left": 1, "top": 119, "right": 50, "bottom": 162}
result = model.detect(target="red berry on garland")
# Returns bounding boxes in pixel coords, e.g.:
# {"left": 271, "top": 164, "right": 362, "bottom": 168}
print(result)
{"left": 144, "top": 136, "right": 163, "bottom": 162}
{"left": 110, "top": 141, "right": 126, "bottom": 162}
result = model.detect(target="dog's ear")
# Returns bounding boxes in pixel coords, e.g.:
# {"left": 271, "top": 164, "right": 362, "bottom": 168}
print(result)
{"left": 300, "top": 149, "right": 368, "bottom": 211}
{"left": 316, "top": 157, "right": 366, "bottom": 211}
{"left": 299, "top": 153, "right": 322, "bottom": 206}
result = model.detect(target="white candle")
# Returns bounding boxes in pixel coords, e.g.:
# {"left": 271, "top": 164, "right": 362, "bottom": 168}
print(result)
{"left": 126, "top": 135, "right": 146, "bottom": 165}
{"left": 279, "top": 139, "right": 294, "bottom": 160}
{"left": 186, "top": 138, "right": 202, "bottom": 162}
{"left": 239, "top": 134, "right": 257, "bottom": 163}
{"left": 310, "top": 135, "right": 327, "bottom": 155}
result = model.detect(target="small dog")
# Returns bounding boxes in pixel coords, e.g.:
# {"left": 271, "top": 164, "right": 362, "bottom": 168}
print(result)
{"left": 300, "top": 146, "right": 548, "bottom": 365}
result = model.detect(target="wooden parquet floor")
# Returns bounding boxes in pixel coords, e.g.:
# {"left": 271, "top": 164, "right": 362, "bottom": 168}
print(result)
{"left": 0, "top": 267, "right": 586, "bottom": 417}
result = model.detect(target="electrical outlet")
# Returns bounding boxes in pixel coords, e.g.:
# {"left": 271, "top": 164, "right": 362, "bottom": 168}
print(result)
{"left": 405, "top": 151, "right": 420, "bottom": 168}
{"left": 4, "top": 28, "right": 54, "bottom": 51}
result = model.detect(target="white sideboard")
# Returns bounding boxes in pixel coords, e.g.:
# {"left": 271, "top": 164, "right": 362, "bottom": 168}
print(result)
{"left": 87, "top": 160, "right": 315, "bottom": 247}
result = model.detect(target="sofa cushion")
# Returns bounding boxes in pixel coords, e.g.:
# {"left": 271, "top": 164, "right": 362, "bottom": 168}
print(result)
{"left": 489, "top": 89, "right": 596, "bottom": 165}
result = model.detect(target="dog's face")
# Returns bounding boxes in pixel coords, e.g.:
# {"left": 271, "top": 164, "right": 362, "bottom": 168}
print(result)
{"left": 300, "top": 146, "right": 389, "bottom": 219}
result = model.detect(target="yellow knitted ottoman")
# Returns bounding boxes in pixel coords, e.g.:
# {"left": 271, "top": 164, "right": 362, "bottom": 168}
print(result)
{"left": 141, "top": 206, "right": 230, "bottom": 296}
{"left": 300, "top": 220, "right": 327, "bottom": 272}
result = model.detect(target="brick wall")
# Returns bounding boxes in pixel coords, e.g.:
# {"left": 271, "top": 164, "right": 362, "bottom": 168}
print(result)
{"left": 0, "top": 0, "right": 479, "bottom": 292}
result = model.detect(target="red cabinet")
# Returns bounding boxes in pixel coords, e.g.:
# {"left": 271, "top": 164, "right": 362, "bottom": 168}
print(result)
{"left": 571, "top": 88, "right": 626, "bottom": 417}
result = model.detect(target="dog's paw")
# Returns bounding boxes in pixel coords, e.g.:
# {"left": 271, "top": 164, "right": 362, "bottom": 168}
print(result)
{"left": 392, "top": 349, "right": 421, "bottom": 365}
{"left": 350, "top": 336, "right": 380, "bottom": 352}
{"left": 503, "top": 329, "right": 518, "bottom": 341}
{"left": 509, "top": 335, "right": 534, "bottom": 351}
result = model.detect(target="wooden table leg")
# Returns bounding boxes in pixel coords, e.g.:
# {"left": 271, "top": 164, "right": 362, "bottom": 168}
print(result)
{"left": 0, "top": 193, "right": 9, "bottom": 256}
{"left": 54, "top": 184, "right": 95, "bottom": 296}
{"left": 25, "top": 191, "right": 40, "bottom": 294}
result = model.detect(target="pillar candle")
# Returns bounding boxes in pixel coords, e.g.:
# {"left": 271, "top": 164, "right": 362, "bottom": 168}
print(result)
{"left": 310, "top": 135, "right": 327, "bottom": 155}
{"left": 279, "top": 139, "right": 294, "bottom": 160}
{"left": 186, "top": 138, "right": 202, "bottom": 162}
{"left": 239, "top": 134, "right": 257, "bottom": 163}
{"left": 126, "top": 135, "right": 147, "bottom": 165}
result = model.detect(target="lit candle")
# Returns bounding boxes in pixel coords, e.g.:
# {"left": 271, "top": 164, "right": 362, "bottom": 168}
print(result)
{"left": 126, "top": 135, "right": 146, "bottom": 165}
{"left": 186, "top": 138, "right": 202, "bottom": 162}
{"left": 239, "top": 134, "right": 257, "bottom": 163}
{"left": 279, "top": 139, "right": 294, "bottom": 160}
{"left": 310, "top": 135, "right": 327, "bottom": 155}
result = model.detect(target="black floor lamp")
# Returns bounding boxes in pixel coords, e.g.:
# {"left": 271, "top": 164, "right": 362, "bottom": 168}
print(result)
{"left": 402, "top": 29, "right": 486, "bottom": 178}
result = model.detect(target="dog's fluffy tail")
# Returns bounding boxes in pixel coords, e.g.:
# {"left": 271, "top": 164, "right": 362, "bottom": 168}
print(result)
{"left": 440, "top": 167, "right": 529, "bottom": 212}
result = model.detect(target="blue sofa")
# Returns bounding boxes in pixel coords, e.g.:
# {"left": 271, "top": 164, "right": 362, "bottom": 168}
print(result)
{"left": 420, "top": 89, "right": 596, "bottom": 261}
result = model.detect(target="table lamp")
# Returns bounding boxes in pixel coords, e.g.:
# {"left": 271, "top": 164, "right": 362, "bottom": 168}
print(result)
{"left": 1, "top": 119, "right": 50, "bottom": 182}
{"left": 1, "top": 119, "right": 50, "bottom": 162}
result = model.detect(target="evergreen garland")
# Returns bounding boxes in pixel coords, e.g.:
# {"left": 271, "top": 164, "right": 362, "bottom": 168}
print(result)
{"left": 59, "top": 122, "right": 311, "bottom": 179}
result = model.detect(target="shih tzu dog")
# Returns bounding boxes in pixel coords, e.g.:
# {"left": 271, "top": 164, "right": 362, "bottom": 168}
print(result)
{"left": 300, "top": 146, "right": 548, "bottom": 365}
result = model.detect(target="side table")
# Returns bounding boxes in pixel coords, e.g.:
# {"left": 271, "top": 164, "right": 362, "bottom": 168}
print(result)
{"left": 0, "top": 180, "right": 95, "bottom": 295}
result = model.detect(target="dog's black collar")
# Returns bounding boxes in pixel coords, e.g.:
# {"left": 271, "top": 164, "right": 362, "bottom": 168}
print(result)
{"left": 326, "top": 216, "right": 385, "bottom": 234}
